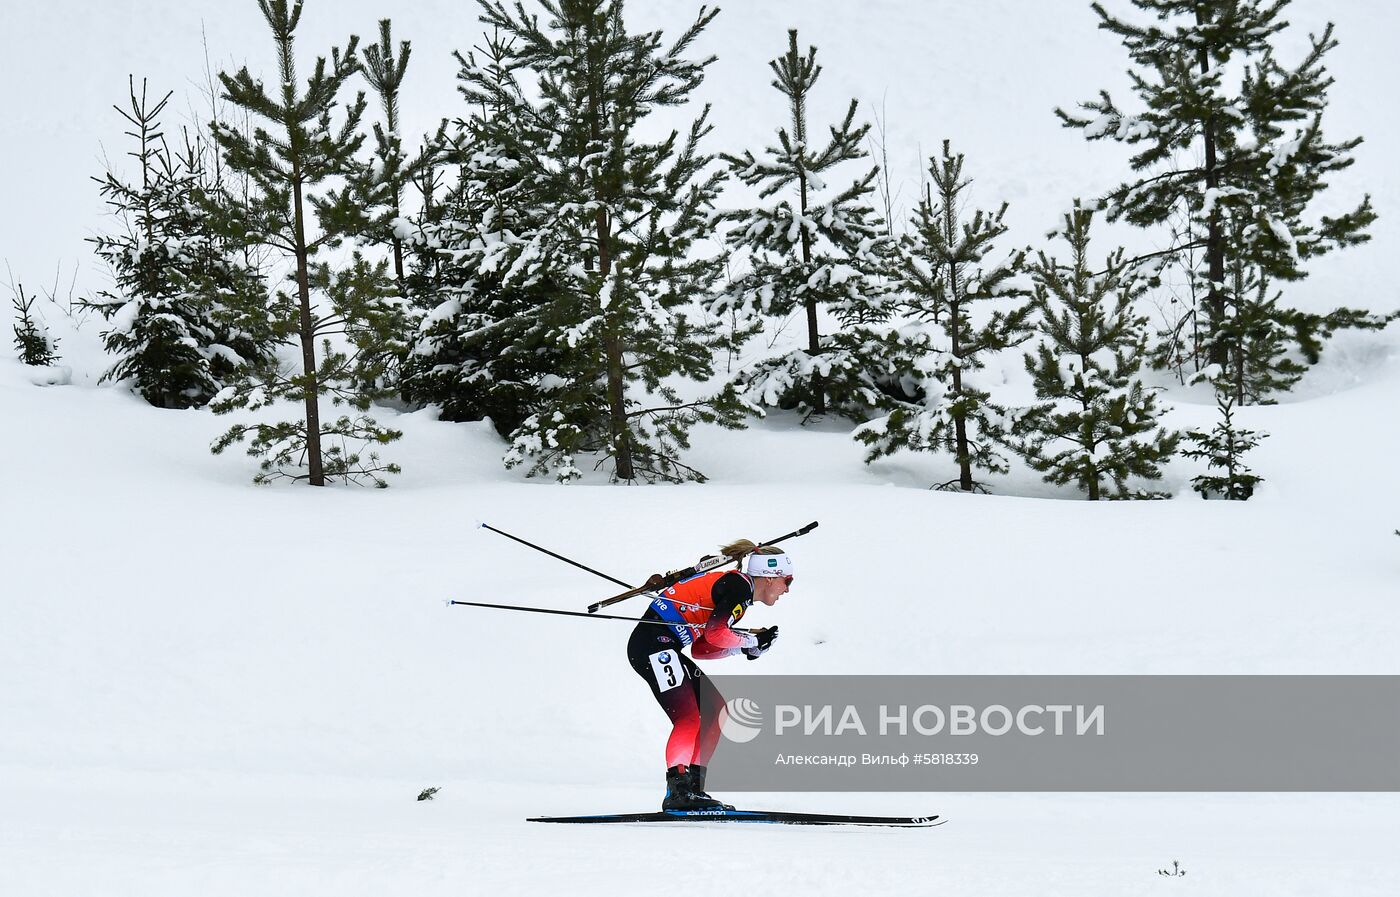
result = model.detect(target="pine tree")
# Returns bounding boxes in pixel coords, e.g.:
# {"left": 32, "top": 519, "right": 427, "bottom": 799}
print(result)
{"left": 398, "top": 29, "right": 566, "bottom": 439}
{"left": 1015, "top": 205, "right": 1178, "bottom": 500}
{"left": 856, "top": 141, "right": 1030, "bottom": 492}
{"left": 1058, "top": 0, "right": 1392, "bottom": 401}
{"left": 210, "top": 0, "right": 403, "bottom": 486}
{"left": 10, "top": 285, "right": 60, "bottom": 367}
{"left": 357, "top": 17, "right": 434, "bottom": 393}
{"left": 85, "top": 78, "right": 275, "bottom": 409}
{"left": 361, "top": 19, "right": 414, "bottom": 288}
{"left": 1183, "top": 388, "right": 1265, "bottom": 499}
{"left": 714, "top": 29, "right": 891, "bottom": 421}
{"left": 430, "top": 0, "right": 745, "bottom": 483}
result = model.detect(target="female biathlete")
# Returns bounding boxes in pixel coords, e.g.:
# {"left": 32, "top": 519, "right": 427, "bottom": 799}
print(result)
{"left": 626, "top": 541, "right": 792, "bottom": 811}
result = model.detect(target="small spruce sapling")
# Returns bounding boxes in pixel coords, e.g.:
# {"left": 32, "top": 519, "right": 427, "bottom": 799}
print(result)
{"left": 11, "top": 286, "right": 60, "bottom": 367}
{"left": 1182, "top": 382, "right": 1266, "bottom": 500}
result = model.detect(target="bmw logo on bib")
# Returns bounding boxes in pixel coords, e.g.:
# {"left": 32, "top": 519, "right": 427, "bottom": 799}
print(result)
{"left": 657, "top": 652, "right": 672, "bottom": 664}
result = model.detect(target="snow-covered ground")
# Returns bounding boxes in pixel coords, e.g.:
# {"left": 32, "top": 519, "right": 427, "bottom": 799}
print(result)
{"left": 5, "top": 1, "right": 1400, "bottom": 894}
{"left": 4, "top": 320, "right": 1399, "bottom": 894}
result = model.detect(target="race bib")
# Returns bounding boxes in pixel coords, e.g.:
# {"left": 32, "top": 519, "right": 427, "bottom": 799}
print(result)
{"left": 648, "top": 650, "right": 686, "bottom": 693}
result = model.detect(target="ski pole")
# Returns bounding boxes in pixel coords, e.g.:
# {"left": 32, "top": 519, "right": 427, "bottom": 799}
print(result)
{"left": 587, "top": 520, "right": 819, "bottom": 613}
{"left": 478, "top": 519, "right": 818, "bottom": 613}
{"left": 477, "top": 522, "right": 631, "bottom": 589}
{"left": 446, "top": 599, "right": 756, "bottom": 633}
{"left": 472, "top": 524, "right": 717, "bottom": 616}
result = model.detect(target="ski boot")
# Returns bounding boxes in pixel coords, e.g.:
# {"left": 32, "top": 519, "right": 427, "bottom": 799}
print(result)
{"left": 686, "top": 764, "right": 734, "bottom": 811}
{"left": 662, "top": 765, "right": 728, "bottom": 811}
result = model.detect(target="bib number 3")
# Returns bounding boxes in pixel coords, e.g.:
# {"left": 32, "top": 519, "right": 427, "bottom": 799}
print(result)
{"left": 648, "top": 650, "right": 686, "bottom": 693}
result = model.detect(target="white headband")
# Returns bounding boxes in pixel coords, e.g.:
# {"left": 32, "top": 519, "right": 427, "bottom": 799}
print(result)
{"left": 746, "top": 553, "right": 793, "bottom": 578}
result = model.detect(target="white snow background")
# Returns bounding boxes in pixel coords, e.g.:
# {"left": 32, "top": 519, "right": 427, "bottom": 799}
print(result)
{"left": 3, "top": 1, "right": 1400, "bottom": 895}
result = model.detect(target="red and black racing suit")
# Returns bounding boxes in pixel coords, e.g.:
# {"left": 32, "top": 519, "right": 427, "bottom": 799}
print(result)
{"left": 626, "top": 570, "right": 759, "bottom": 769}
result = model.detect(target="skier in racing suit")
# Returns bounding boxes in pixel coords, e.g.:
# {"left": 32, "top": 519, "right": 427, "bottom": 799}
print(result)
{"left": 626, "top": 542, "right": 791, "bottom": 811}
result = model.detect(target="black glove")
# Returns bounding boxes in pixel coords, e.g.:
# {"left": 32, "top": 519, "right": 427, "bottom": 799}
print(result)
{"left": 743, "top": 626, "right": 779, "bottom": 660}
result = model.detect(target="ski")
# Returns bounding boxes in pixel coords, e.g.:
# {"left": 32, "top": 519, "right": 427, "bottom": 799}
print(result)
{"left": 527, "top": 808, "right": 942, "bottom": 827}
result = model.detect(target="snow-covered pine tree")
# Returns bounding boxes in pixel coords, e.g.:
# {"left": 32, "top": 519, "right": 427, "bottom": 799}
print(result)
{"left": 10, "top": 285, "right": 60, "bottom": 367}
{"left": 856, "top": 141, "right": 1030, "bottom": 493}
{"left": 351, "top": 18, "right": 439, "bottom": 398}
{"left": 398, "top": 29, "right": 568, "bottom": 440}
{"left": 1058, "top": 0, "right": 1391, "bottom": 402}
{"left": 361, "top": 19, "right": 414, "bottom": 289}
{"left": 1014, "top": 205, "right": 1178, "bottom": 500}
{"left": 428, "top": 0, "right": 745, "bottom": 483}
{"left": 1182, "top": 386, "right": 1265, "bottom": 499}
{"left": 210, "top": 0, "right": 403, "bottom": 486}
{"left": 85, "top": 78, "right": 274, "bottom": 409}
{"left": 715, "top": 29, "right": 890, "bottom": 421}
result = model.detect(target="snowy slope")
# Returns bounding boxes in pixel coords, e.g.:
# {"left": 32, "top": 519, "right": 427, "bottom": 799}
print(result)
{"left": 4, "top": 324, "right": 1400, "bottom": 895}
{"left": 5, "top": 1, "right": 1400, "bottom": 895}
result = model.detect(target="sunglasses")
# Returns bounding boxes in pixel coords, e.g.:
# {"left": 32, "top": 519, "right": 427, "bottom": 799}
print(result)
{"left": 783, "top": 575, "right": 793, "bottom": 586}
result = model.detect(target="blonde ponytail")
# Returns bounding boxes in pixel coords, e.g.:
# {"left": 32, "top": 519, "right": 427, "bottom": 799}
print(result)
{"left": 719, "top": 539, "right": 784, "bottom": 560}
